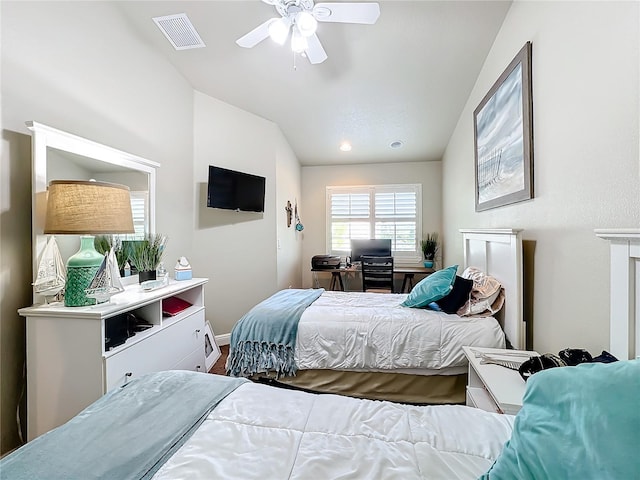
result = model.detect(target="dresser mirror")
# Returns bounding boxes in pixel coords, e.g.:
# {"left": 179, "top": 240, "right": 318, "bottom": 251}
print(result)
{"left": 28, "top": 121, "right": 159, "bottom": 303}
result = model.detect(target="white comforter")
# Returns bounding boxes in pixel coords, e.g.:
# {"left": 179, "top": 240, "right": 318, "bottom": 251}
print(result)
{"left": 153, "top": 382, "right": 514, "bottom": 480}
{"left": 294, "top": 291, "right": 505, "bottom": 373}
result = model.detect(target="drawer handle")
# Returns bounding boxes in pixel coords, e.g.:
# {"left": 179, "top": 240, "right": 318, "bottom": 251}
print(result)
{"left": 196, "top": 365, "right": 201, "bottom": 372}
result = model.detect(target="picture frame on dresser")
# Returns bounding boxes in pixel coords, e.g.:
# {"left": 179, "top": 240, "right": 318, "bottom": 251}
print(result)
{"left": 474, "top": 41, "right": 534, "bottom": 212}
{"left": 204, "top": 320, "right": 221, "bottom": 371}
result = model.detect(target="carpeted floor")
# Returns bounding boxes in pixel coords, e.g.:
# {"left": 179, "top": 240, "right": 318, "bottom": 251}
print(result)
{"left": 209, "top": 344, "right": 229, "bottom": 375}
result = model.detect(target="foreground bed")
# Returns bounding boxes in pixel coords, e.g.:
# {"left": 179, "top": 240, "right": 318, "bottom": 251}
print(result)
{"left": 3, "top": 359, "right": 638, "bottom": 479}
{"left": 227, "top": 229, "right": 525, "bottom": 403}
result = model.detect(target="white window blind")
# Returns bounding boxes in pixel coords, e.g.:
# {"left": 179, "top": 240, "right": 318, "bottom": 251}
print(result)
{"left": 123, "top": 191, "right": 148, "bottom": 240}
{"left": 326, "top": 184, "right": 422, "bottom": 261}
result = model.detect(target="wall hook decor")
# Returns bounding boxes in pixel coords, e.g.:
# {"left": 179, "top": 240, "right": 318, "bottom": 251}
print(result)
{"left": 285, "top": 200, "right": 293, "bottom": 227}
{"left": 294, "top": 200, "right": 304, "bottom": 231}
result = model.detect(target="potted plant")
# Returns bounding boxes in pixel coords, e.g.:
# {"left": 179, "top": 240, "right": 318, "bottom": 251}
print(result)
{"left": 127, "top": 233, "right": 167, "bottom": 283}
{"left": 421, "top": 233, "right": 439, "bottom": 268}
{"left": 94, "top": 235, "right": 128, "bottom": 273}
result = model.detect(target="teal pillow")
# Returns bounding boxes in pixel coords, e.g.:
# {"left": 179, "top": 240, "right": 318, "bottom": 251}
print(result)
{"left": 401, "top": 265, "right": 457, "bottom": 308}
{"left": 481, "top": 359, "right": 640, "bottom": 480}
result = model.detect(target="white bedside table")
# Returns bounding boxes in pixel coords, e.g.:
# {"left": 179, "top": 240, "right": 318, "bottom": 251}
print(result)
{"left": 463, "top": 346, "right": 539, "bottom": 415}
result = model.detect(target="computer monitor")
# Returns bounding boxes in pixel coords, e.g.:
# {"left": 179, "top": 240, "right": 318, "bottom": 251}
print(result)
{"left": 350, "top": 239, "right": 392, "bottom": 263}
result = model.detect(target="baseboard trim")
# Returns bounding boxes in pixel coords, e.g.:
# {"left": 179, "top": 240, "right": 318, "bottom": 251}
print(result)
{"left": 215, "top": 333, "right": 230, "bottom": 346}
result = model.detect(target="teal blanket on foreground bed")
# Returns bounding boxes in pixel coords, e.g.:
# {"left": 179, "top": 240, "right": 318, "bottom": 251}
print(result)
{"left": 0, "top": 371, "right": 247, "bottom": 480}
{"left": 226, "top": 288, "right": 324, "bottom": 378}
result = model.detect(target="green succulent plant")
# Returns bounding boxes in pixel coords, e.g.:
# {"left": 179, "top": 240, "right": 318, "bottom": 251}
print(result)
{"left": 420, "top": 233, "right": 439, "bottom": 260}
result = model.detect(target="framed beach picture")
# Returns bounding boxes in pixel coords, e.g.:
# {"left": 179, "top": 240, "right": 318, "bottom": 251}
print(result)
{"left": 474, "top": 42, "right": 533, "bottom": 211}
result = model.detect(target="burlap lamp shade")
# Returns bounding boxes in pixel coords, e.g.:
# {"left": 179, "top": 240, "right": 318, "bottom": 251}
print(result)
{"left": 44, "top": 180, "right": 134, "bottom": 306}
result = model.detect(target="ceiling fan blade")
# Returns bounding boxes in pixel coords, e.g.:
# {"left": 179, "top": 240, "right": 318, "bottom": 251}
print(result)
{"left": 236, "top": 18, "right": 275, "bottom": 48}
{"left": 305, "top": 33, "right": 328, "bottom": 64}
{"left": 313, "top": 2, "right": 380, "bottom": 24}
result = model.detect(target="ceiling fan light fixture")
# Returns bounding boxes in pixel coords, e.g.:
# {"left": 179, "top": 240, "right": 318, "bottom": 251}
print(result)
{"left": 268, "top": 17, "right": 290, "bottom": 45}
{"left": 296, "top": 11, "right": 318, "bottom": 37}
{"left": 236, "top": 1, "right": 381, "bottom": 64}
{"left": 291, "top": 28, "right": 308, "bottom": 53}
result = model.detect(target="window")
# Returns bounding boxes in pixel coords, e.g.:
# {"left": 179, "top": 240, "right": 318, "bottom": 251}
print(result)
{"left": 120, "top": 191, "right": 148, "bottom": 240}
{"left": 326, "top": 184, "right": 422, "bottom": 262}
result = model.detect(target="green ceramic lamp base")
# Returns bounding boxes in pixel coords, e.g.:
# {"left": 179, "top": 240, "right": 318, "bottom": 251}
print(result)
{"left": 64, "top": 236, "right": 104, "bottom": 307}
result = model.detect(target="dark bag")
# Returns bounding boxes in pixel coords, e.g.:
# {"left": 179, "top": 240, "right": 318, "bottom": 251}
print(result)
{"left": 518, "top": 353, "right": 566, "bottom": 382}
{"left": 519, "top": 348, "right": 620, "bottom": 382}
{"left": 558, "top": 348, "right": 593, "bottom": 366}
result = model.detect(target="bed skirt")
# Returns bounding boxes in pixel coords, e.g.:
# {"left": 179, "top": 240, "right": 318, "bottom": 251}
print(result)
{"left": 252, "top": 370, "right": 468, "bottom": 405}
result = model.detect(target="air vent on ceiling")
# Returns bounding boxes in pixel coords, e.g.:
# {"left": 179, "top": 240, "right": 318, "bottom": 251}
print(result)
{"left": 152, "top": 13, "right": 205, "bottom": 50}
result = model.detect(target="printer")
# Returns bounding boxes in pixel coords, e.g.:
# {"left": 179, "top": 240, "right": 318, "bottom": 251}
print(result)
{"left": 312, "top": 255, "right": 341, "bottom": 269}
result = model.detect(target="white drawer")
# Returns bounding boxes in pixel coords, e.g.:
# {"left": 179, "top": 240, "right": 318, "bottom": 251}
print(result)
{"left": 466, "top": 386, "right": 501, "bottom": 413}
{"left": 160, "top": 309, "right": 206, "bottom": 361}
{"left": 172, "top": 348, "right": 207, "bottom": 373}
{"left": 104, "top": 309, "right": 205, "bottom": 390}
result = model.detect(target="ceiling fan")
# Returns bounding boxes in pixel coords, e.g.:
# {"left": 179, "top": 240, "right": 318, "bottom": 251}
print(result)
{"left": 236, "top": 0, "right": 380, "bottom": 64}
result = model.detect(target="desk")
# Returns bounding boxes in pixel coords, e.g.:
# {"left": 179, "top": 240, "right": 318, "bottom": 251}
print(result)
{"left": 312, "top": 266, "right": 433, "bottom": 293}
{"left": 310, "top": 269, "right": 345, "bottom": 291}
{"left": 397, "top": 266, "right": 435, "bottom": 292}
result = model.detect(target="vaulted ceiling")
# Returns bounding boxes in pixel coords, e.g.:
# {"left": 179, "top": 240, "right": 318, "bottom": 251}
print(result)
{"left": 117, "top": 1, "right": 511, "bottom": 166}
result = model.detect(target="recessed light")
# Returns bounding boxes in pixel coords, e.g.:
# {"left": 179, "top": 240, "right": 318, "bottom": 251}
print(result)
{"left": 390, "top": 141, "right": 403, "bottom": 149}
{"left": 339, "top": 142, "right": 352, "bottom": 152}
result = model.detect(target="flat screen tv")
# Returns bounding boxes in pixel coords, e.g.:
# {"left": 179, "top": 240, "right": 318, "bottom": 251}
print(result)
{"left": 207, "top": 165, "right": 266, "bottom": 213}
{"left": 350, "top": 239, "right": 392, "bottom": 263}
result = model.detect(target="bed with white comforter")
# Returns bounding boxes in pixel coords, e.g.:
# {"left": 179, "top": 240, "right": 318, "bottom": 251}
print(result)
{"left": 295, "top": 291, "right": 505, "bottom": 374}
{"left": 226, "top": 287, "right": 506, "bottom": 404}
{"left": 228, "top": 230, "right": 525, "bottom": 403}
{"left": 0, "top": 371, "right": 514, "bottom": 479}
{"left": 6, "top": 362, "right": 637, "bottom": 480}
{"left": 154, "top": 381, "right": 513, "bottom": 479}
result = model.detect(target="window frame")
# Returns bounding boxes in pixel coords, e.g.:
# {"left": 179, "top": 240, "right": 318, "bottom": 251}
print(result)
{"left": 325, "top": 184, "right": 423, "bottom": 263}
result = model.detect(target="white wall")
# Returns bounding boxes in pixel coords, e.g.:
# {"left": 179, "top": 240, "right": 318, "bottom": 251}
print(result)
{"left": 442, "top": 1, "right": 640, "bottom": 354}
{"left": 1, "top": 1, "right": 193, "bottom": 453}
{"left": 301, "top": 161, "right": 442, "bottom": 289}
{"left": 275, "top": 129, "right": 303, "bottom": 290}
{"left": 192, "top": 91, "right": 301, "bottom": 339}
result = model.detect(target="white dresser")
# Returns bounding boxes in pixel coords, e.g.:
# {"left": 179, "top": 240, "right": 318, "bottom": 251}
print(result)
{"left": 19, "top": 278, "right": 208, "bottom": 440}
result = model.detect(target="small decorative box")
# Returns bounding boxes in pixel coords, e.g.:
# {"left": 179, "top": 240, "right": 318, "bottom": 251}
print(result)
{"left": 174, "top": 256, "right": 192, "bottom": 281}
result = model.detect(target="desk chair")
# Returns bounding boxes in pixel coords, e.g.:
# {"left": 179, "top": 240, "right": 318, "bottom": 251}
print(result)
{"left": 361, "top": 256, "right": 394, "bottom": 293}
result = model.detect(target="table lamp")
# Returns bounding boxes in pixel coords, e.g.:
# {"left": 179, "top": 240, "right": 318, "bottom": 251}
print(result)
{"left": 44, "top": 180, "right": 134, "bottom": 306}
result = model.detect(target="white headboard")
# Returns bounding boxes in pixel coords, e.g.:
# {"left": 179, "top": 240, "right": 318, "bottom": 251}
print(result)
{"left": 460, "top": 229, "right": 525, "bottom": 350}
{"left": 595, "top": 229, "right": 640, "bottom": 360}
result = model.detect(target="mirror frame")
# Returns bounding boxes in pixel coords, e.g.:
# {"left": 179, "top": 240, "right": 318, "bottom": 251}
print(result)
{"left": 27, "top": 121, "right": 160, "bottom": 304}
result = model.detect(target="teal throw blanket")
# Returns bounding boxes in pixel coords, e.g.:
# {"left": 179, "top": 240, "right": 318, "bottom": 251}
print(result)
{"left": 0, "top": 371, "right": 247, "bottom": 480}
{"left": 226, "top": 288, "right": 324, "bottom": 378}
